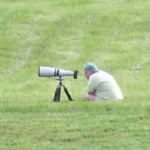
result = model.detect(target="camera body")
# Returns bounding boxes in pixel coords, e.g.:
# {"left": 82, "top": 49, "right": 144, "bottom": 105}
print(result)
{"left": 38, "top": 66, "right": 78, "bottom": 79}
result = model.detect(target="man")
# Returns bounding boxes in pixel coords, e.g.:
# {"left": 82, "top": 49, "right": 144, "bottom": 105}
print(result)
{"left": 84, "top": 63, "right": 123, "bottom": 101}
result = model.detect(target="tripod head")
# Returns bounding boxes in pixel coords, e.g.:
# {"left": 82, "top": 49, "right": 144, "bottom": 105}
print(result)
{"left": 55, "top": 76, "right": 64, "bottom": 82}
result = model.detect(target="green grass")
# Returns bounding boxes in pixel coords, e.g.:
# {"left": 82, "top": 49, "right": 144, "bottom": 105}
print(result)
{"left": 0, "top": 0, "right": 150, "bottom": 149}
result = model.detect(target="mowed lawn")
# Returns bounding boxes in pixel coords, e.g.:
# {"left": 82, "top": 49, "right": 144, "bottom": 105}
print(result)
{"left": 0, "top": 0, "right": 150, "bottom": 150}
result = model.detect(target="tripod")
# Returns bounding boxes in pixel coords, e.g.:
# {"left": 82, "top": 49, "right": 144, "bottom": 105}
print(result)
{"left": 53, "top": 76, "right": 73, "bottom": 102}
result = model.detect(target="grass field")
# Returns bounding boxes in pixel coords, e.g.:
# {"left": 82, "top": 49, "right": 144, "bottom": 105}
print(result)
{"left": 0, "top": 0, "right": 150, "bottom": 149}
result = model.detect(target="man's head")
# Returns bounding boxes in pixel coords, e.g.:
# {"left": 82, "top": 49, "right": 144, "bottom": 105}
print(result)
{"left": 84, "top": 63, "right": 99, "bottom": 79}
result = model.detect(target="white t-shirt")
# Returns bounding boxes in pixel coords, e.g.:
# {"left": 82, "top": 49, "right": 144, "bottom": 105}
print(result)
{"left": 86, "top": 71, "right": 123, "bottom": 100}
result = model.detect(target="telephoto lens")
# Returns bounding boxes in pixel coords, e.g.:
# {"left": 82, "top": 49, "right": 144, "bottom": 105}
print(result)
{"left": 38, "top": 66, "right": 78, "bottom": 79}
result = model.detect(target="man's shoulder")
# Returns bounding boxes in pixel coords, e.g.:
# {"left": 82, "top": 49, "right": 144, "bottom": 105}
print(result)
{"left": 93, "top": 71, "right": 107, "bottom": 77}
{"left": 90, "top": 72, "right": 102, "bottom": 80}
{"left": 91, "top": 70, "right": 113, "bottom": 80}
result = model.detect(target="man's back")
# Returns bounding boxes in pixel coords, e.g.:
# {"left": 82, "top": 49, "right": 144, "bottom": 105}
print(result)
{"left": 87, "top": 71, "right": 123, "bottom": 100}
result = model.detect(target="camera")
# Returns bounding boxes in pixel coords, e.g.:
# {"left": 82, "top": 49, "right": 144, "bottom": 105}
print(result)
{"left": 38, "top": 66, "right": 78, "bottom": 79}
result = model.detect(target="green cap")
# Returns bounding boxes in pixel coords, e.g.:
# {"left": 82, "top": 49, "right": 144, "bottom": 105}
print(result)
{"left": 84, "top": 63, "right": 99, "bottom": 73}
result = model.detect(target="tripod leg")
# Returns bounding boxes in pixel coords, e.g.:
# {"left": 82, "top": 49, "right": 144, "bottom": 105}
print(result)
{"left": 53, "top": 85, "right": 61, "bottom": 102}
{"left": 62, "top": 85, "right": 73, "bottom": 101}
